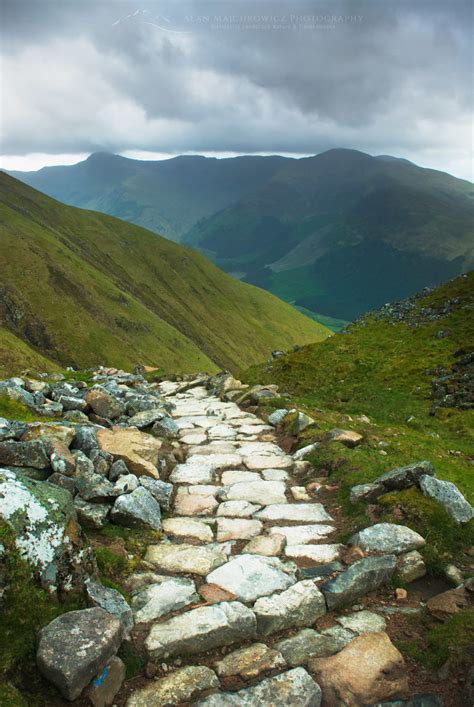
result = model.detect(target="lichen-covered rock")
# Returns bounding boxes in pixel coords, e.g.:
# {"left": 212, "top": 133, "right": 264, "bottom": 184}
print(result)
{"left": 138, "top": 477, "right": 173, "bottom": 510}
{"left": 0, "top": 468, "right": 96, "bottom": 592}
{"left": 349, "top": 523, "right": 425, "bottom": 555}
{"left": 86, "top": 388, "right": 125, "bottom": 420}
{"left": 127, "top": 666, "right": 219, "bottom": 706}
{"left": 74, "top": 496, "right": 110, "bottom": 529}
{"left": 376, "top": 461, "right": 435, "bottom": 491}
{"left": 254, "top": 580, "right": 326, "bottom": 635}
{"left": 419, "top": 474, "right": 474, "bottom": 523}
{"left": 0, "top": 440, "right": 50, "bottom": 469}
{"left": 216, "top": 643, "right": 286, "bottom": 679}
{"left": 275, "top": 627, "right": 352, "bottom": 667}
{"left": 85, "top": 579, "right": 133, "bottom": 638}
{"left": 36, "top": 607, "right": 123, "bottom": 701}
{"left": 396, "top": 551, "right": 426, "bottom": 583}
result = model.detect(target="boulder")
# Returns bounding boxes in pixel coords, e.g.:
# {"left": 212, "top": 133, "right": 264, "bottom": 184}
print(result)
{"left": 309, "top": 632, "right": 408, "bottom": 706}
{"left": 110, "top": 487, "right": 161, "bottom": 530}
{"left": 127, "top": 409, "right": 166, "bottom": 428}
{"left": 0, "top": 381, "right": 36, "bottom": 408}
{"left": 268, "top": 408, "right": 289, "bottom": 426}
{"left": 127, "top": 666, "right": 218, "bottom": 706}
{"left": 350, "top": 483, "right": 384, "bottom": 504}
{"left": 196, "top": 667, "right": 322, "bottom": 706}
{"left": 254, "top": 580, "right": 326, "bottom": 635}
{"left": 349, "top": 524, "right": 425, "bottom": 555}
{"left": 0, "top": 468, "right": 95, "bottom": 592}
{"left": 97, "top": 427, "right": 162, "bottom": 479}
{"left": 138, "top": 477, "right": 173, "bottom": 510}
{"left": 151, "top": 416, "right": 180, "bottom": 439}
{"left": 86, "top": 388, "right": 124, "bottom": 420}
{"left": 419, "top": 475, "right": 473, "bottom": 523}
{"left": 426, "top": 586, "right": 471, "bottom": 621}
{"left": 132, "top": 577, "right": 198, "bottom": 623}
{"left": 321, "top": 555, "right": 397, "bottom": 610}
{"left": 85, "top": 579, "right": 133, "bottom": 638}
{"left": 22, "top": 423, "right": 75, "bottom": 447}
{"left": 0, "top": 439, "right": 50, "bottom": 469}
{"left": 36, "top": 607, "right": 123, "bottom": 701}
{"left": 336, "top": 610, "right": 386, "bottom": 635}
{"left": 145, "top": 601, "right": 257, "bottom": 659}
{"left": 376, "top": 461, "right": 434, "bottom": 491}
{"left": 74, "top": 496, "right": 110, "bottom": 529}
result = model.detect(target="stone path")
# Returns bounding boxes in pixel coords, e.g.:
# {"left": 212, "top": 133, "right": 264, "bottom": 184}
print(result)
{"left": 124, "top": 380, "right": 399, "bottom": 705}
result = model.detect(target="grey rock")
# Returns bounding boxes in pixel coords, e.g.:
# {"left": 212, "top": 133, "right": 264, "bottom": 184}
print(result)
{"left": 196, "top": 667, "right": 322, "bottom": 706}
{"left": 349, "top": 523, "right": 425, "bottom": 555}
{"left": 48, "top": 472, "right": 77, "bottom": 495}
{"left": 71, "top": 450, "right": 95, "bottom": 476}
{"left": 350, "top": 483, "right": 384, "bottom": 504}
{"left": 321, "top": 555, "right": 397, "bottom": 610}
{"left": 377, "top": 460, "right": 434, "bottom": 491}
{"left": 110, "top": 487, "right": 161, "bottom": 530}
{"left": 36, "top": 607, "right": 123, "bottom": 701}
{"left": 138, "top": 477, "right": 173, "bottom": 511}
{"left": 254, "top": 580, "right": 326, "bottom": 636}
{"left": 0, "top": 439, "right": 50, "bottom": 469}
{"left": 132, "top": 577, "right": 198, "bottom": 623}
{"left": 151, "top": 415, "right": 180, "bottom": 439}
{"left": 206, "top": 554, "right": 295, "bottom": 602}
{"left": 367, "top": 695, "right": 444, "bottom": 707}
{"left": 145, "top": 543, "right": 226, "bottom": 575}
{"left": 276, "top": 627, "right": 351, "bottom": 667}
{"left": 268, "top": 408, "right": 289, "bottom": 426}
{"left": 127, "top": 409, "right": 165, "bottom": 428}
{"left": 336, "top": 610, "right": 386, "bottom": 635}
{"left": 300, "top": 562, "right": 344, "bottom": 580}
{"left": 145, "top": 601, "right": 257, "bottom": 659}
{"left": 74, "top": 496, "right": 110, "bottom": 529}
{"left": 419, "top": 474, "right": 474, "bottom": 523}
{"left": 109, "top": 459, "right": 130, "bottom": 481}
{"left": 75, "top": 472, "right": 117, "bottom": 502}
{"left": 0, "top": 382, "right": 35, "bottom": 409}
{"left": 85, "top": 579, "right": 133, "bottom": 638}
{"left": 72, "top": 426, "right": 98, "bottom": 454}
{"left": 127, "top": 665, "right": 218, "bottom": 706}
{"left": 113, "top": 474, "right": 139, "bottom": 495}
{"left": 58, "top": 395, "right": 88, "bottom": 412}
{"left": 89, "top": 448, "right": 113, "bottom": 477}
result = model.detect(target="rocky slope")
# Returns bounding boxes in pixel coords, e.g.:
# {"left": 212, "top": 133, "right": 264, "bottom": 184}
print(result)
{"left": 0, "top": 172, "right": 328, "bottom": 376}
{"left": 0, "top": 368, "right": 472, "bottom": 705}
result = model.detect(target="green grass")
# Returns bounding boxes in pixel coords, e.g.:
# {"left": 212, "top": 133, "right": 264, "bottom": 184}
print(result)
{"left": 242, "top": 273, "right": 474, "bottom": 569}
{"left": 0, "top": 172, "right": 329, "bottom": 377}
{"left": 0, "top": 396, "right": 57, "bottom": 423}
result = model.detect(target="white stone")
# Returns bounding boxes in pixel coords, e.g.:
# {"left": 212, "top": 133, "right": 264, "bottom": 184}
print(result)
{"left": 187, "top": 485, "right": 220, "bottom": 496}
{"left": 268, "top": 525, "right": 335, "bottom": 544}
{"left": 222, "top": 480, "right": 287, "bottom": 505}
{"left": 170, "top": 462, "right": 215, "bottom": 485}
{"left": 216, "top": 518, "right": 263, "bottom": 542}
{"left": 291, "top": 486, "right": 311, "bottom": 501}
{"left": 336, "top": 610, "right": 386, "bottom": 635}
{"left": 244, "top": 455, "right": 293, "bottom": 470}
{"left": 180, "top": 433, "right": 208, "bottom": 446}
{"left": 206, "top": 554, "right": 295, "bottom": 602}
{"left": 217, "top": 500, "right": 262, "bottom": 517}
{"left": 162, "top": 518, "right": 214, "bottom": 543}
{"left": 132, "top": 578, "right": 198, "bottom": 623}
{"left": 244, "top": 534, "right": 286, "bottom": 556}
{"left": 255, "top": 504, "right": 333, "bottom": 523}
{"left": 262, "top": 469, "right": 289, "bottom": 481}
{"left": 253, "top": 580, "right": 326, "bottom": 636}
{"left": 238, "top": 442, "right": 285, "bottom": 457}
{"left": 285, "top": 544, "right": 343, "bottom": 563}
{"left": 221, "top": 470, "right": 261, "bottom": 485}
{"left": 145, "top": 543, "right": 226, "bottom": 576}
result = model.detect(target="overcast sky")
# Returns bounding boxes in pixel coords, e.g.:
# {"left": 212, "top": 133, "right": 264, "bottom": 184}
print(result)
{"left": 1, "top": 0, "right": 472, "bottom": 179}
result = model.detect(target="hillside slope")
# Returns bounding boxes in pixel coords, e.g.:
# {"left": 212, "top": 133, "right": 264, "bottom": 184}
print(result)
{"left": 0, "top": 173, "right": 329, "bottom": 375}
{"left": 243, "top": 272, "right": 474, "bottom": 501}
{"left": 9, "top": 153, "right": 289, "bottom": 243}
{"left": 186, "top": 149, "right": 474, "bottom": 320}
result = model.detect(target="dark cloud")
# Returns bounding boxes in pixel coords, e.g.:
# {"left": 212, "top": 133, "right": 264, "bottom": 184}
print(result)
{"left": 1, "top": 0, "right": 472, "bottom": 178}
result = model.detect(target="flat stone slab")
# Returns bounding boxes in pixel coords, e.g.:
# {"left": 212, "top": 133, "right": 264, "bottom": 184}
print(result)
{"left": 349, "top": 523, "right": 425, "bottom": 555}
{"left": 262, "top": 469, "right": 289, "bottom": 481}
{"left": 145, "top": 543, "right": 227, "bottom": 576}
{"left": 245, "top": 534, "right": 286, "bottom": 556}
{"left": 206, "top": 554, "right": 295, "bottom": 602}
{"left": 238, "top": 442, "right": 285, "bottom": 457}
{"left": 216, "top": 518, "right": 263, "bottom": 542}
{"left": 162, "top": 518, "right": 214, "bottom": 543}
{"left": 253, "top": 580, "right": 326, "bottom": 636}
{"left": 188, "top": 485, "right": 220, "bottom": 496}
{"left": 208, "top": 424, "right": 237, "bottom": 439}
{"left": 196, "top": 667, "right": 322, "bottom": 706}
{"left": 132, "top": 578, "right": 198, "bottom": 623}
{"left": 216, "top": 643, "right": 286, "bottom": 679}
{"left": 180, "top": 433, "right": 208, "bottom": 446}
{"left": 269, "top": 524, "right": 335, "bottom": 544}
{"left": 244, "top": 454, "right": 294, "bottom": 470}
{"left": 174, "top": 489, "right": 218, "bottom": 516}
{"left": 145, "top": 601, "right": 257, "bottom": 659}
{"left": 170, "top": 462, "right": 215, "bottom": 485}
{"left": 222, "top": 480, "right": 288, "bottom": 505}
{"left": 256, "top": 504, "right": 333, "bottom": 523}
{"left": 336, "top": 610, "right": 386, "bottom": 635}
{"left": 221, "top": 470, "right": 262, "bottom": 485}
{"left": 321, "top": 555, "right": 397, "bottom": 610}
{"left": 127, "top": 665, "right": 218, "bottom": 706}
{"left": 285, "top": 544, "right": 343, "bottom": 563}
{"left": 217, "top": 500, "right": 262, "bottom": 517}
{"left": 276, "top": 627, "right": 353, "bottom": 667}
{"left": 419, "top": 474, "right": 474, "bottom": 524}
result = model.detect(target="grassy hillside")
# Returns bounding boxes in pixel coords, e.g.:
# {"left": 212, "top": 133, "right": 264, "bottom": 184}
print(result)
{"left": 243, "top": 273, "right": 474, "bottom": 565}
{"left": 186, "top": 149, "right": 474, "bottom": 320}
{"left": 9, "top": 153, "right": 289, "bottom": 243}
{"left": 0, "top": 172, "right": 329, "bottom": 376}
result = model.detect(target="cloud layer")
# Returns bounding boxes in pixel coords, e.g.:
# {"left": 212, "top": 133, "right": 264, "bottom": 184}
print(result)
{"left": 1, "top": 0, "right": 472, "bottom": 177}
